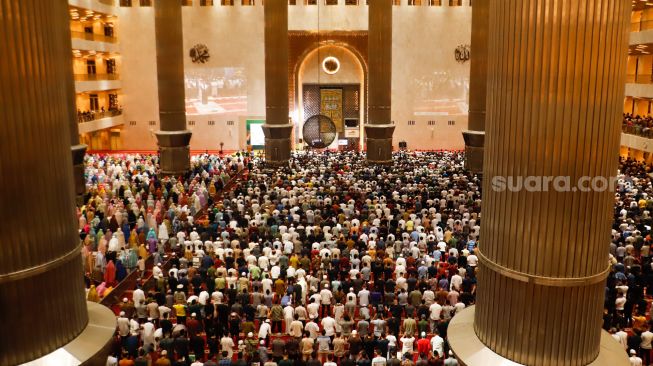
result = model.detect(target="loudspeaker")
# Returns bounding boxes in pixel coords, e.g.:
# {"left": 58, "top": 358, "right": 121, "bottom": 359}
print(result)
{"left": 399, "top": 141, "right": 408, "bottom": 149}
{"left": 345, "top": 119, "right": 359, "bottom": 128}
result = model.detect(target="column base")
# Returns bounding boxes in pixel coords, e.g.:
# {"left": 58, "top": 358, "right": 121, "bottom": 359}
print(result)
{"left": 262, "top": 124, "right": 293, "bottom": 166}
{"left": 155, "top": 130, "right": 192, "bottom": 175}
{"left": 71, "top": 144, "right": 87, "bottom": 205}
{"left": 19, "top": 302, "right": 116, "bottom": 366}
{"left": 365, "top": 124, "right": 395, "bottom": 164}
{"left": 462, "top": 130, "right": 484, "bottom": 174}
{"left": 448, "top": 306, "right": 629, "bottom": 366}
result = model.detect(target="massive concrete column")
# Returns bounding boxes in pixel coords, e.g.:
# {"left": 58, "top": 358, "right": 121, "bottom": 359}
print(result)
{"left": 263, "top": 0, "right": 292, "bottom": 165}
{"left": 0, "top": 1, "right": 114, "bottom": 365}
{"left": 462, "top": 0, "right": 488, "bottom": 174}
{"left": 365, "top": 0, "right": 395, "bottom": 164}
{"left": 448, "top": 1, "right": 632, "bottom": 366}
{"left": 154, "top": 0, "right": 192, "bottom": 175}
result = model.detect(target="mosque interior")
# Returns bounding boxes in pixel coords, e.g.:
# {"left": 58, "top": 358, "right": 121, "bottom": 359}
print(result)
{"left": 1, "top": 0, "right": 652, "bottom": 365}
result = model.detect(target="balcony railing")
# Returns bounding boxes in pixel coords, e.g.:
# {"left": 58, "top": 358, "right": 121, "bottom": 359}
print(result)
{"left": 623, "top": 124, "right": 653, "bottom": 139}
{"left": 97, "top": 0, "right": 115, "bottom": 5}
{"left": 71, "top": 31, "right": 117, "bottom": 44}
{"left": 78, "top": 109, "right": 123, "bottom": 123}
{"left": 626, "top": 74, "right": 653, "bottom": 84}
{"left": 632, "top": 20, "right": 653, "bottom": 32}
{"left": 74, "top": 73, "right": 120, "bottom": 82}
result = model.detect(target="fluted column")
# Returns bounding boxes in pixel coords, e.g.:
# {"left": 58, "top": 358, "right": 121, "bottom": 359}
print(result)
{"left": 263, "top": 0, "right": 292, "bottom": 165}
{"left": 365, "top": 0, "right": 394, "bottom": 164}
{"left": 448, "top": 1, "right": 631, "bottom": 366}
{"left": 462, "top": 0, "right": 488, "bottom": 174}
{"left": 154, "top": 0, "right": 192, "bottom": 175}
{"left": 0, "top": 1, "right": 91, "bottom": 364}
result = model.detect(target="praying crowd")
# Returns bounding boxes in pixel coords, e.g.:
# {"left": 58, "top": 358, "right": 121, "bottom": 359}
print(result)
{"left": 73, "top": 151, "right": 653, "bottom": 366}
{"left": 623, "top": 113, "right": 653, "bottom": 138}
{"left": 80, "top": 153, "right": 249, "bottom": 298}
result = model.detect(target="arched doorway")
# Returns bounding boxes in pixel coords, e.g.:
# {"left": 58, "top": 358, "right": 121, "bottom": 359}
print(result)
{"left": 295, "top": 43, "right": 366, "bottom": 150}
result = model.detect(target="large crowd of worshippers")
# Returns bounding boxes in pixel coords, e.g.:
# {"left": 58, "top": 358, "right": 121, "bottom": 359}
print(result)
{"left": 81, "top": 153, "right": 248, "bottom": 298}
{"left": 623, "top": 113, "right": 653, "bottom": 138}
{"left": 76, "top": 150, "right": 653, "bottom": 366}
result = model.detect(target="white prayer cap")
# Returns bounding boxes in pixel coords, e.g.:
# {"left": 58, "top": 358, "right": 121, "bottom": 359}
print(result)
{"left": 120, "top": 311, "right": 125, "bottom": 316}
{"left": 123, "top": 298, "right": 128, "bottom": 302}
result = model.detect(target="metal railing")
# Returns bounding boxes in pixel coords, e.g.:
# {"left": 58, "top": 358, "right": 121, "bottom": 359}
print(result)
{"left": 623, "top": 124, "right": 653, "bottom": 139}
{"left": 70, "top": 31, "right": 117, "bottom": 44}
{"left": 78, "top": 109, "right": 123, "bottom": 123}
{"left": 74, "top": 73, "right": 120, "bottom": 82}
{"left": 632, "top": 20, "right": 653, "bottom": 32}
{"left": 626, "top": 74, "right": 653, "bottom": 84}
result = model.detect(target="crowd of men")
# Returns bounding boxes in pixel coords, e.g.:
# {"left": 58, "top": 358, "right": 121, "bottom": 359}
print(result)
{"left": 74, "top": 150, "right": 653, "bottom": 366}
{"left": 608, "top": 158, "right": 653, "bottom": 366}
{"left": 623, "top": 113, "right": 653, "bottom": 138}
{"left": 77, "top": 107, "right": 123, "bottom": 123}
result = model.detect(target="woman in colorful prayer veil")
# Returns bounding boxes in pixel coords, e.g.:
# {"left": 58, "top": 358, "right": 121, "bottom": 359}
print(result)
{"left": 104, "top": 260, "right": 116, "bottom": 287}
{"left": 147, "top": 228, "right": 158, "bottom": 254}
{"left": 158, "top": 221, "right": 169, "bottom": 245}
{"left": 87, "top": 285, "right": 100, "bottom": 302}
{"left": 115, "top": 259, "right": 128, "bottom": 282}
{"left": 126, "top": 247, "right": 138, "bottom": 272}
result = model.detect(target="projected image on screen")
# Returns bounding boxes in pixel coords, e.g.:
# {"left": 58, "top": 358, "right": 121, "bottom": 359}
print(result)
{"left": 250, "top": 124, "right": 265, "bottom": 146}
{"left": 185, "top": 68, "right": 247, "bottom": 115}
{"left": 412, "top": 71, "right": 469, "bottom": 116}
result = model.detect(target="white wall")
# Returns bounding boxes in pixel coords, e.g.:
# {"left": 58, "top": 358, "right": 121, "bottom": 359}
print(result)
{"left": 391, "top": 5, "right": 471, "bottom": 150}
{"left": 117, "top": 5, "right": 160, "bottom": 150}
{"left": 181, "top": 4, "right": 265, "bottom": 151}
{"left": 116, "top": 2, "right": 472, "bottom": 151}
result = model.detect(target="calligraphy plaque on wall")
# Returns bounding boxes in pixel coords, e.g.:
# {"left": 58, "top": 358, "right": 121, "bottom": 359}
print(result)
{"left": 320, "top": 88, "right": 343, "bottom": 132}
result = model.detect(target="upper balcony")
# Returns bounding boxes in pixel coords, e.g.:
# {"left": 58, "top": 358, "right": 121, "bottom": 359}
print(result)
{"left": 621, "top": 113, "right": 653, "bottom": 153}
{"left": 74, "top": 73, "right": 121, "bottom": 82}
{"left": 69, "top": 5, "right": 119, "bottom": 52}
{"left": 71, "top": 30, "right": 117, "bottom": 44}
{"left": 78, "top": 110, "right": 125, "bottom": 134}
{"left": 75, "top": 79, "right": 122, "bottom": 93}
{"left": 68, "top": 0, "right": 117, "bottom": 16}
{"left": 625, "top": 48, "right": 653, "bottom": 98}
{"left": 72, "top": 49, "right": 121, "bottom": 92}
{"left": 631, "top": 5, "right": 653, "bottom": 45}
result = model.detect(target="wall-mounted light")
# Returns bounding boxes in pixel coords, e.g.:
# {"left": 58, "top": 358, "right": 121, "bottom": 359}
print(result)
{"left": 322, "top": 56, "right": 340, "bottom": 75}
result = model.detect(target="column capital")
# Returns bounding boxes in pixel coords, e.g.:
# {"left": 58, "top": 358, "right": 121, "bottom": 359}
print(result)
{"left": 155, "top": 130, "right": 193, "bottom": 147}
{"left": 365, "top": 124, "right": 395, "bottom": 164}
{"left": 71, "top": 144, "right": 88, "bottom": 165}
